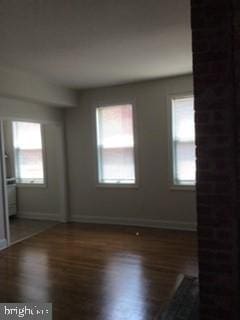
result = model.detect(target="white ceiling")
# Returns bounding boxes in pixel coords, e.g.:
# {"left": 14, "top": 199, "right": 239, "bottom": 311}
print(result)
{"left": 0, "top": 0, "right": 192, "bottom": 89}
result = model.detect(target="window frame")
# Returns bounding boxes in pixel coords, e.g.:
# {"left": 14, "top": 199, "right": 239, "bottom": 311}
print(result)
{"left": 168, "top": 93, "right": 196, "bottom": 191}
{"left": 94, "top": 102, "right": 139, "bottom": 188}
{"left": 12, "top": 121, "right": 47, "bottom": 188}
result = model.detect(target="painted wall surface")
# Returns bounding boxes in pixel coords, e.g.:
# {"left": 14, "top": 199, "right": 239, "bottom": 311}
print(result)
{"left": 3, "top": 122, "right": 62, "bottom": 219}
{"left": 65, "top": 75, "right": 197, "bottom": 230}
{"left": 0, "top": 96, "right": 65, "bottom": 221}
{"left": 0, "top": 128, "right": 6, "bottom": 243}
{"left": 17, "top": 124, "right": 62, "bottom": 217}
{"left": 0, "top": 73, "right": 69, "bottom": 245}
{"left": 0, "top": 97, "right": 63, "bottom": 122}
{"left": 0, "top": 65, "right": 77, "bottom": 107}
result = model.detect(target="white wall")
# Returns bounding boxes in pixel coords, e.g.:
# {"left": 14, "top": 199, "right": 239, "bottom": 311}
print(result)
{"left": 0, "top": 97, "right": 63, "bottom": 122}
{"left": 0, "top": 94, "right": 66, "bottom": 223}
{"left": 3, "top": 122, "right": 62, "bottom": 220}
{"left": 0, "top": 126, "right": 7, "bottom": 248}
{"left": 0, "top": 65, "right": 77, "bottom": 107}
{"left": 0, "top": 69, "right": 70, "bottom": 247}
{"left": 65, "top": 75, "right": 197, "bottom": 230}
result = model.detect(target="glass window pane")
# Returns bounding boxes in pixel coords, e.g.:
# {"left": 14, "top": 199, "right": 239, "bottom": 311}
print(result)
{"left": 175, "top": 142, "right": 196, "bottom": 184}
{"left": 96, "top": 104, "right": 136, "bottom": 184}
{"left": 13, "top": 122, "right": 44, "bottom": 184}
{"left": 172, "top": 96, "right": 196, "bottom": 185}
{"left": 172, "top": 97, "right": 195, "bottom": 142}
{"left": 100, "top": 147, "right": 135, "bottom": 183}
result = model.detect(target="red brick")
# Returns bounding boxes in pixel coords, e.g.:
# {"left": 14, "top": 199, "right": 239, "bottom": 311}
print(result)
{"left": 191, "top": 0, "right": 239, "bottom": 318}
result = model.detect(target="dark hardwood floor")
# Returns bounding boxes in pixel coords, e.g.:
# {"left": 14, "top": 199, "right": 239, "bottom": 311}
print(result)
{"left": 9, "top": 217, "right": 58, "bottom": 244}
{"left": 0, "top": 223, "right": 198, "bottom": 320}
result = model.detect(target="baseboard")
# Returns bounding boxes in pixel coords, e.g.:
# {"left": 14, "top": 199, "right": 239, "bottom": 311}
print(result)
{"left": 18, "top": 211, "right": 61, "bottom": 222}
{"left": 0, "top": 239, "right": 7, "bottom": 251}
{"left": 70, "top": 215, "right": 197, "bottom": 231}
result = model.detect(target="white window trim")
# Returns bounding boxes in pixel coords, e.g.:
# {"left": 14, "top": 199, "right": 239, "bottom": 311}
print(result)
{"left": 167, "top": 92, "right": 196, "bottom": 191}
{"left": 93, "top": 101, "right": 139, "bottom": 189}
{"left": 12, "top": 121, "right": 48, "bottom": 188}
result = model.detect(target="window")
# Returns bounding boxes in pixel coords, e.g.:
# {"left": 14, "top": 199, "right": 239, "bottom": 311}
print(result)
{"left": 171, "top": 96, "right": 196, "bottom": 186}
{"left": 96, "top": 104, "right": 136, "bottom": 185}
{"left": 12, "top": 121, "right": 45, "bottom": 185}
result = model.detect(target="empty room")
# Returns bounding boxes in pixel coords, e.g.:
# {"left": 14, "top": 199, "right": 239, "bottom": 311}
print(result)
{"left": 0, "top": 1, "right": 239, "bottom": 320}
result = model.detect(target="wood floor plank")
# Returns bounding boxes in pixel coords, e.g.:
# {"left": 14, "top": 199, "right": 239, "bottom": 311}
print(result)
{"left": 0, "top": 223, "right": 198, "bottom": 320}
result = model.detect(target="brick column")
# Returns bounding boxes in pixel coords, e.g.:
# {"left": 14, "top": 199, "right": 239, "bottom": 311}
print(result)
{"left": 191, "top": 1, "right": 239, "bottom": 319}
{"left": 233, "top": 2, "right": 240, "bottom": 317}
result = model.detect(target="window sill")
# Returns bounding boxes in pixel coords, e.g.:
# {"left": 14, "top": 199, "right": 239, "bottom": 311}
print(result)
{"left": 16, "top": 183, "right": 47, "bottom": 189}
{"left": 170, "top": 185, "right": 196, "bottom": 191}
{"left": 96, "top": 183, "right": 139, "bottom": 189}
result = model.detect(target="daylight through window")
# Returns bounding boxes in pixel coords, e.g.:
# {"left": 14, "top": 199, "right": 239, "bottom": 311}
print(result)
{"left": 12, "top": 121, "right": 45, "bottom": 185}
{"left": 96, "top": 104, "right": 136, "bottom": 184}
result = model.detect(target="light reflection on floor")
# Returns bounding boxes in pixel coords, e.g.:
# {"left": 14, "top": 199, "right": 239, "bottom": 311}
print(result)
{"left": 101, "top": 253, "right": 147, "bottom": 320}
{"left": 20, "top": 248, "right": 50, "bottom": 301}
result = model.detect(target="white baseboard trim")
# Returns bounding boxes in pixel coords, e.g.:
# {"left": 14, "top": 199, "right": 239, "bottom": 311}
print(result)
{"left": 70, "top": 215, "right": 197, "bottom": 231}
{"left": 0, "top": 239, "right": 7, "bottom": 250}
{"left": 18, "top": 212, "right": 61, "bottom": 222}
